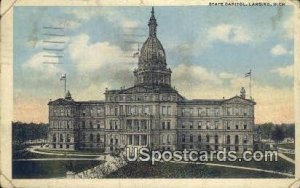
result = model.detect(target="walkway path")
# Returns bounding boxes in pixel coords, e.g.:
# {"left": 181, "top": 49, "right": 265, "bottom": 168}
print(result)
{"left": 26, "top": 146, "right": 102, "bottom": 157}
{"left": 13, "top": 158, "right": 102, "bottom": 161}
{"left": 278, "top": 152, "right": 295, "bottom": 164}
{"left": 169, "top": 161, "right": 295, "bottom": 178}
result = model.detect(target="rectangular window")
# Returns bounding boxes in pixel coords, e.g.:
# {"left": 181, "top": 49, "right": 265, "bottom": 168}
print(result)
{"left": 215, "top": 121, "right": 219, "bottom": 129}
{"left": 167, "top": 106, "right": 171, "bottom": 115}
{"left": 198, "top": 121, "right": 202, "bottom": 129}
{"left": 226, "top": 121, "right": 230, "bottom": 130}
{"left": 190, "top": 108, "right": 193, "bottom": 116}
{"left": 206, "top": 108, "right": 209, "bottom": 116}
{"left": 206, "top": 121, "right": 210, "bottom": 129}
{"left": 215, "top": 108, "right": 219, "bottom": 116}
{"left": 198, "top": 108, "right": 202, "bottom": 116}
{"left": 110, "top": 120, "right": 113, "bottom": 130}
{"left": 128, "top": 135, "right": 132, "bottom": 145}
{"left": 162, "top": 106, "right": 167, "bottom": 115}
{"left": 127, "top": 120, "right": 132, "bottom": 129}
{"left": 182, "top": 122, "right": 186, "bottom": 129}
{"left": 190, "top": 135, "right": 193, "bottom": 142}
{"left": 190, "top": 121, "right": 193, "bottom": 129}
{"left": 162, "top": 122, "right": 165, "bottom": 130}
{"left": 167, "top": 122, "right": 170, "bottom": 130}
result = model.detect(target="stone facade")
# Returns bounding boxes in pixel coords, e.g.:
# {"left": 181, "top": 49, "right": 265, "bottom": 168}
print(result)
{"left": 48, "top": 7, "right": 255, "bottom": 153}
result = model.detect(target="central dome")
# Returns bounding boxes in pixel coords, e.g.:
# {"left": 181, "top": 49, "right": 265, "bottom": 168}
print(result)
{"left": 134, "top": 7, "right": 171, "bottom": 87}
{"left": 139, "top": 36, "right": 166, "bottom": 68}
{"left": 138, "top": 7, "right": 166, "bottom": 70}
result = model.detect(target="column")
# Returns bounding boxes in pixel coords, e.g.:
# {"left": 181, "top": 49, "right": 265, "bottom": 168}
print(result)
{"left": 139, "top": 135, "right": 141, "bottom": 146}
{"left": 146, "top": 135, "right": 149, "bottom": 146}
{"left": 132, "top": 134, "right": 135, "bottom": 146}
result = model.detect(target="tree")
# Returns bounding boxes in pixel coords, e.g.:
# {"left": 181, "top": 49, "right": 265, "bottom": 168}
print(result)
{"left": 271, "top": 125, "right": 285, "bottom": 143}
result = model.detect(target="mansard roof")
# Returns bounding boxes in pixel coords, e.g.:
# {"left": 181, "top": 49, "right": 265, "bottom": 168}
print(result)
{"left": 48, "top": 98, "right": 105, "bottom": 106}
{"left": 48, "top": 98, "right": 76, "bottom": 105}
{"left": 179, "top": 96, "right": 255, "bottom": 105}
{"left": 76, "top": 100, "right": 105, "bottom": 105}
{"left": 179, "top": 99, "right": 223, "bottom": 105}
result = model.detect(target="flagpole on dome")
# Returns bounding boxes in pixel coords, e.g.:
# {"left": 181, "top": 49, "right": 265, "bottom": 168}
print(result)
{"left": 60, "top": 73, "right": 67, "bottom": 97}
{"left": 244, "top": 69, "right": 252, "bottom": 100}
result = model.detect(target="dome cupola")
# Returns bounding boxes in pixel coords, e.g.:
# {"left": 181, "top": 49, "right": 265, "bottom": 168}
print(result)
{"left": 134, "top": 7, "right": 171, "bottom": 86}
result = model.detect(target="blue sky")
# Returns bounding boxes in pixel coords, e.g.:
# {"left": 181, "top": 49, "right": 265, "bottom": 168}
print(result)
{"left": 13, "top": 6, "right": 294, "bottom": 123}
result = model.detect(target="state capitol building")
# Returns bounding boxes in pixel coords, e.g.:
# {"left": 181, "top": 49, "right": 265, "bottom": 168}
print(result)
{"left": 48, "top": 8, "right": 256, "bottom": 153}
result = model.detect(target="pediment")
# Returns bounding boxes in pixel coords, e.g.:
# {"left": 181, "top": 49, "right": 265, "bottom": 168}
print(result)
{"left": 121, "top": 86, "right": 151, "bottom": 94}
{"left": 223, "top": 96, "right": 255, "bottom": 105}
{"left": 48, "top": 98, "right": 75, "bottom": 105}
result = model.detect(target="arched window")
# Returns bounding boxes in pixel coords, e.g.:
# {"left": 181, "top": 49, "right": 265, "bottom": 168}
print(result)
{"left": 190, "top": 134, "right": 193, "bottom": 142}
{"left": 206, "top": 135, "right": 210, "bottom": 143}
{"left": 182, "top": 134, "right": 185, "bottom": 142}
{"left": 235, "top": 135, "right": 239, "bottom": 144}
{"left": 227, "top": 135, "right": 231, "bottom": 144}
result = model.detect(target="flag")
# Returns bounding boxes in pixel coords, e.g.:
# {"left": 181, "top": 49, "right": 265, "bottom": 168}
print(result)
{"left": 133, "top": 51, "right": 139, "bottom": 58}
{"left": 245, "top": 71, "right": 251, "bottom": 77}
{"left": 60, "top": 74, "right": 66, "bottom": 81}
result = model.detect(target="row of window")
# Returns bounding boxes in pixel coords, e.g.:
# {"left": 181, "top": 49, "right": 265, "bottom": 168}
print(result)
{"left": 107, "top": 105, "right": 152, "bottom": 116}
{"left": 107, "top": 94, "right": 176, "bottom": 102}
{"left": 126, "top": 119, "right": 149, "bottom": 130}
{"left": 50, "top": 121, "right": 73, "bottom": 129}
{"left": 181, "top": 121, "right": 249, "bottom": 130}
{"left": 182, "top": 144, "right": 247, "bottom": 151}
{"left": 180, "top": 106, "right": 252, "bottom": 117}
{"left": 181, "top": 134, "right": 248, "bottom": 144}
{"left": 81, "top": 120, "right": 104, "bottom": 129}
{"left": 127, "top": 135, "right": 148, "bottom": 145}
{"left": 81, "top": 133, "right": 104, "bottom": 142}
{"left": 51, "top": 107, "right": 105, "bottom": 117}
{"left": 52, "top": 133, "right": 72, "bottom": 142}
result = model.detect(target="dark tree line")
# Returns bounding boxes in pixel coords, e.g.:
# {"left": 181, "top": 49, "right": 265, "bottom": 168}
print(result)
{"left": 254, "top": 123, "right": 294, "bottom": 143}
{"left": 12, "top": 121, "right": 48, "bottom": 144}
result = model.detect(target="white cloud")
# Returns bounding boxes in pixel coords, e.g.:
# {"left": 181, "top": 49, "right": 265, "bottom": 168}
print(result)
{"left": 172, "top": 64, "right": 221, "bottom": 87}
{"left": 207, "top": 24, "right": 252, "bottom": 44}
{"left": 271, "top": 64, "right": 294, "bottom": 78}
{"left": 68, "top": 34, "right": 134, "bottom": 72}
{"left": 23, "top": 52, "right": 63, "bottom": 76}
{"left": 270, "top": 44, "right": 291, "bottom": 56}
{"left": 65, "top": 8, "right": 140, "bottom": 33}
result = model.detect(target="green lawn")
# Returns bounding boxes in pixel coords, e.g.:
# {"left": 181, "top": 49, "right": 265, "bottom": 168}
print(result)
{"left": 212, "top": 157, "right": 294, "bottom": 174}
{"left": 283, "top": 153, "right": 295, "bottom": 160}
{"left": 13, "top": 160, "right": 103, "bottom": 179}
{"left": 106, "top": 161, "right": 291, "bottom": 178}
